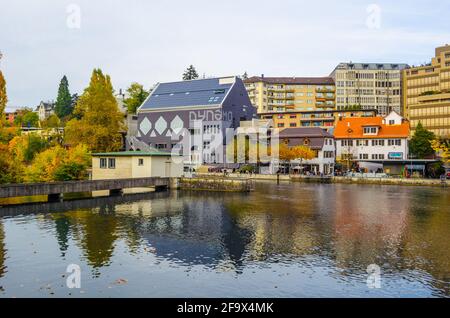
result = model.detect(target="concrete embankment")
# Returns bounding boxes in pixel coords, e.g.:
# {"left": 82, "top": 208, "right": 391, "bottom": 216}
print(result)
{"left": 176, "top": 177, "right": 254, "bottom": 192}
{"left": 196, "top": 173, "right": 449, "bottom": 187}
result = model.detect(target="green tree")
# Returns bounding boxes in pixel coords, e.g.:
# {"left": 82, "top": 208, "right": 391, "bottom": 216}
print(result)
{"left": 65, "top": 69, "right": 125, "bottom": 152}
{"left": 409, "top": 122, "right": 436, "bottom": 159}
{"left": 182, "top": 65, "right": 199, "bottom": 81}
{"left": 54, "top": 75, "right": 73, "bottom": 119}
{"left": 123, "top": 83, "right": 150, "bottom": 114}
{"left": 0, "top": 70, "right": 6, "bottom": 119}
{"left": 41, "top": 114, "right": 60, "bottom": 129}
{"left": 9, "top": 134, "right": 48, "bottom": 163}
{"left": 14, "top": 108, "right": 39, "bottom": 127}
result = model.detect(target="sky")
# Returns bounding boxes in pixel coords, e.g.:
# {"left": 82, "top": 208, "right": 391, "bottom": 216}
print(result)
{"left": 0, "top": 0, "right": 449, "bottom": 109}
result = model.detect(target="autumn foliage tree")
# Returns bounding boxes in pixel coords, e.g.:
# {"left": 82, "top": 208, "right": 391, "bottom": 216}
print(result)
{"left": 124, "top": 82, "right": 150, "bottom": 114}
{"left": 432, "top": 138, "right": 450, "bottom": 164}
{"left": 278, "top": 143, "right": 316, "bottom": 174}
{"left": 25, "top": 144, "right": 90, "bottom": 182}
{"left": 65, "top": 69, "right": 125, "bottom": 152}
{"left": 0, "top": 70, "right": 6, "bottom": 120}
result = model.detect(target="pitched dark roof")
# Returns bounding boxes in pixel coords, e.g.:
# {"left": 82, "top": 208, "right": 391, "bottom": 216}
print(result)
{"left": 279, "top": 127, "right": 334, "bottom": 138}
{"left": 244, "top": 76, "right": 334, "bottom": 85}
{"left": 139, "top": 77, "right": 236, "bottom": 111}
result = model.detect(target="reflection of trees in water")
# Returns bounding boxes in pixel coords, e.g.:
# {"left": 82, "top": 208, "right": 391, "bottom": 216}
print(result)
{"left": 0, "top": 221, "right": 6, "bottom": 278}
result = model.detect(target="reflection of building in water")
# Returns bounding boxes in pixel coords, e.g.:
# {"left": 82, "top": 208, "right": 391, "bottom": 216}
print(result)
{"left": 142, "top": 195, "right": 252, "bottom": 271}
{"left": 224, "top": 186, "right": 322, "bottom": 260}
{"left": 332, "top": 185, "right": 409, "bottom": 267}
{"left": 0, "top": 221, "right": 6, "bottom": 278}
{"left": 401, "top": 189, "right": 450, "bottom": 294}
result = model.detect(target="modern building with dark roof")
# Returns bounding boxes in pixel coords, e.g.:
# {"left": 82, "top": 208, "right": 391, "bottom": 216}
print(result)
{"left": 244, "top": 75, "right": 335, "bottom": 114}
{"left": 278, "top": 127, "right": 336, "bottom": 175}
{"left": 135, "top": 76, "right": 256, "bottom": 167}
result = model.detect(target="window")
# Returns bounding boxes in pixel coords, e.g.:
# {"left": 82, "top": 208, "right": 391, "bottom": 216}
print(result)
{"left": 342, "top": 140, "right": 353, "bottom": 147}
{"left": 363, "top": 127, "right": 377, "bottom": 134}
{"left": 277, "top": 123, "right": 285, "bottom": 128}
{"left": 359, "top": 153, "right": 368, "bottom": 160}
{"left": 388, "top": 139, "right": 401, "bottom": 146}
{"left": 379, "top": 154, "right": 385, "bottom": 160}
{"left": 389, "top": 120, "right": 395, "bottom": 125}
{"left": 290, "top": 123, "right": 297, "bottom": 127}
{"left": 100, "top": 158, "right": 107, "bottom": 169}
{"left": 108, "top": 158, "right": 116, "bottom": 169}
{"left": 357, "top": 140, "right": 369, "bottom": 146}
{"left": 156, "top": 144, "right": 167, "bottom": 149}
{"left": 138, "top": 158, "right": 144, "bottom": 166}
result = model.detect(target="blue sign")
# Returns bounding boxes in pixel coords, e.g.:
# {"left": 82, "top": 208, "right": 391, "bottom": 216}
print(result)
{"left": 388, "top": 152, "right": 403, "bottom": 159}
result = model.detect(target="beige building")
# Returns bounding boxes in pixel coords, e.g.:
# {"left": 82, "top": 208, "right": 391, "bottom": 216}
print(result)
{"left": 403, "top": 45, "right": 450, "bottom": 138}
{"left": 92, "top": 151, "right": 183, "bottom": 180}
{"left": 331, "top": 63, "right": 408, "bottom": 116}
{"left": 259, "top": 109, "right": 377, "bottom": 131}
{"left": 244, "top": 76, "right": 335, "bottom": 114}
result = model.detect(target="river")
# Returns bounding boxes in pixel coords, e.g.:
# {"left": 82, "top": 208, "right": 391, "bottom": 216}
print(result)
{"left": 0, "top": 182, "right": 449, "bottom": 297}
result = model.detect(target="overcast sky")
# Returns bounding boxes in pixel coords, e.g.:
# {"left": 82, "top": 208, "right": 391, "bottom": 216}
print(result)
{"left": 1, "top": 0, "right": 449, "bottom": 109}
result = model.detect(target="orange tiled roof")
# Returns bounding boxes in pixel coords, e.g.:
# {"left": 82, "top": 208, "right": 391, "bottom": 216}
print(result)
{"left": 334, "top": 117, "right": 410, "bottom": 139}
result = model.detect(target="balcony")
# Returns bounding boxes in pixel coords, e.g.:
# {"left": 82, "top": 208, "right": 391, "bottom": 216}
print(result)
{"left": 268, "top": 86, "right": 286, "bottom": 92}
{"left": 316, "top": 86, "right": 336, "bottom": 93}
{"left": 285, "top": 94, "right": 295, "bottom": 99}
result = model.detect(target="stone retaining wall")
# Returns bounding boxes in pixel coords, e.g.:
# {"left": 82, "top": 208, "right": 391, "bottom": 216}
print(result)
{"left": 178, "top": 177, "right": 253, "bottom": 192}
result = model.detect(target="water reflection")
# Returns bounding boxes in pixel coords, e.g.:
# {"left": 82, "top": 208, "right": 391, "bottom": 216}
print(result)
{"left": 0, "top": 183, "right": 449, "bottom": 297}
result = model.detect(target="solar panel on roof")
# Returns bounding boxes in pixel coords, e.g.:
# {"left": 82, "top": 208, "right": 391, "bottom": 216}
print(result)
{"left": 140, "top": 78, "right": 233, "bottom": 110}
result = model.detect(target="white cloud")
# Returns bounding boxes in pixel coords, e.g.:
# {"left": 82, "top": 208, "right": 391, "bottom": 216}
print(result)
{"left": 0, "top": 0, "right": 448, "bottom": 106}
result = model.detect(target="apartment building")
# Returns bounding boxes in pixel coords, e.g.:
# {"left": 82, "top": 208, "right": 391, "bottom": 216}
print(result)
{"left": 331, "top": 63, "right": 408, "bottom": 116}
{"left": 403, "top": 45, "right": 450, "bottom": 138}
{"left": 260, "top": 109, "right": 377, "bottom": 131}
{"left": 244, "top": 76, "right": 335, "bottom": 114}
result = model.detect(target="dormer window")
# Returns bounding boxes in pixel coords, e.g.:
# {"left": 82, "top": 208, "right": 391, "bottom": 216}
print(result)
{"left": 363, "top": 126, "right": 378, "bottom": 135}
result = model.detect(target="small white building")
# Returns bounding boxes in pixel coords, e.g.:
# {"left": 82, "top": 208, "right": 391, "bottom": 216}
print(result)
{"left": 91, "top": 151, "right": 183, "bottom": 180}
{"left": 35, "top": 101, "right": 55, "bottom": 121}
{"left": 279, "top": 127, "right": 336, "bottom": 175}
{"left": 334, "top": 111, "right": 410, "bottom": 172}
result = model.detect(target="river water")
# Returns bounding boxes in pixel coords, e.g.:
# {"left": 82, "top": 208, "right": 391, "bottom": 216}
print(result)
{"left": 0, "top": 182, "right": 449, "bottom": 297}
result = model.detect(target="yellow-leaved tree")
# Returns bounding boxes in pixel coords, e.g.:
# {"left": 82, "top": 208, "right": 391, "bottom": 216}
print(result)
{"left": 25, "top": 144, "right": 91, "bottom": 182}
{"left": 65, "top": 69, "right": 125, "bottom": 152}
{"left": 0, "top": 69, "right": 7, "bottom": 120}
{"left": 278, "top": 143, "right": 315, "bottom": 174}
{"left": 431, "top": 138, "right": 450, "bottom": 164}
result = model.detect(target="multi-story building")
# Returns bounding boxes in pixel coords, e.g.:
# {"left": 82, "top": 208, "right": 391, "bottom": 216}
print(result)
{"left": 260, "top": 109, "right": 377, "bottom": 131}
{"left": 403, "top": 44, "right": 450, "bottom": 137}
{"left": 278, "top": 127, "right": 335, "bottom": 175}
{"left": 244, "top": 76, "right": 335, "bottom": 114}
{"left": 4, "top": 110, "right": 18, "bottom": 124}
{"left": 334, "top": 111, "right": 410, "bottom": 171}
{"left": 135, "top": 76, "right": 256, "bottom": 167}
{"left": 331, "top": 63, "right": 408, "bottom": 116}
{"left": 35, "top": 101, "right": 55, "bottom": 121}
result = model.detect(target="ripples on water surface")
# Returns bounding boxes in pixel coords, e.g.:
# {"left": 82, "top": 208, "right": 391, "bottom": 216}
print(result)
{"left": 0, "top": 182, "right": 449, "bottom": 297}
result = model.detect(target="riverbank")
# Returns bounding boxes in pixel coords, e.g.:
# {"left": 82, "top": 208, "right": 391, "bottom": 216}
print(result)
{"left": 196, "top": 173, "right": 449, "bottom": 187}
